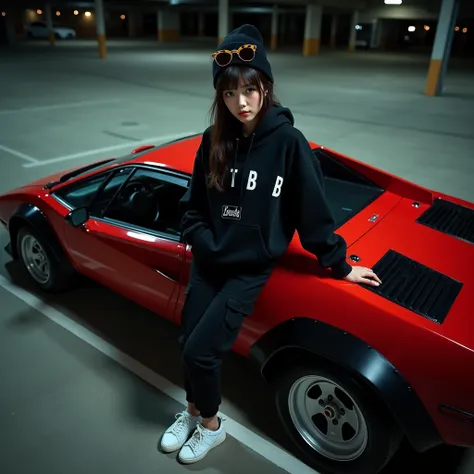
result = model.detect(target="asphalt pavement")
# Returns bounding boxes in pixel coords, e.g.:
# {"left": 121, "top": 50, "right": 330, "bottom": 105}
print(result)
{"left": 1, "top": 38, "right": 474, "bottom": 474}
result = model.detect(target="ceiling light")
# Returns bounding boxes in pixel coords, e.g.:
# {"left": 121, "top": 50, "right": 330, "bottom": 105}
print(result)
{"left": 384, "top": 0, "right": 402, "bottom": 4}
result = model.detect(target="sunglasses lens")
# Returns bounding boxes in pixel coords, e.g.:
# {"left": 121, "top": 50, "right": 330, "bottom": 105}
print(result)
{"left": 215, "top": 52, "right": 231, "bottom": 66}
{"left": 239, "top": 47, "right": 255, "bottom": 61}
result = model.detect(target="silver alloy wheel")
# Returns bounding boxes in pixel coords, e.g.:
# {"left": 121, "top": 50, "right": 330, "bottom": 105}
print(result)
{"left": 288, "top": 374, "right": 368, "bottom": 462}
{"left": 20, "top": 234, "right": 50, "bottom": 284}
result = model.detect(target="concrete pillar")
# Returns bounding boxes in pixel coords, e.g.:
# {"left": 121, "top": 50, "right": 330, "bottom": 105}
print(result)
{"left": 198, "top": 12, "right": 205, "bottom": 36}
{"left": 45, "top": 4, "right": 55, "bottom": 45}
{"left": 425, "top": 0, "right": 459, "bottom": 96}
{"left": 156, "top": 11, "right": 160, "bottom": 41}
{"left": 218, "top": 0, "right": 229, "bottom": 44}
{"left": 270, "top": 5, "right": 278, "bottom": 51}
{"left": 94, "top": 0, "right": 106, "bottom": 58}
{"left": 128, "top": 10, "right": 136, "bottom": 37}
{"left": 330, "top": 14, "right": 337, "bottom": 48}
{"left": 348, "top": 10, "right": 359, "bottom": 52}
{"left": 369, "top": 19, "right": 379, "bottom": 49}
{"left": 378, "top": 19, "right": 389, "bottom": 49}
{"left": 280, "top": 13, "right": 287, "bottom": 43}
{"left": 157, "top": 10, "right": 180, "bottom": 42}
{"left": 303, "top": 4, "right": 322, "bottom": 56}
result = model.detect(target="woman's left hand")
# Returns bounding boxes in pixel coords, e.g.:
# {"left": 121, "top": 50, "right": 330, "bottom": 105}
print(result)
{"left": 344, "top": 266, "right": 382, "bottom": 287}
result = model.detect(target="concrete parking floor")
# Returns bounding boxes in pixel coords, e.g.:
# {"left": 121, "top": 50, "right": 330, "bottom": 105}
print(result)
{"left": 0, "top": 38, "right": 473, "bottom": 474}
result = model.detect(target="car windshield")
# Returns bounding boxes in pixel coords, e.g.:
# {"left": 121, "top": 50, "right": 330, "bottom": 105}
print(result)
{"left": 54, "top": 147, "right": 159, "bottom": 185}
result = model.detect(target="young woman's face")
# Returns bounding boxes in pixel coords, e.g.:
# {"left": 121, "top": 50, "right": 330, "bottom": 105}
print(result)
{"left": 222, "top": 77, "right": 265, "bottom": 127}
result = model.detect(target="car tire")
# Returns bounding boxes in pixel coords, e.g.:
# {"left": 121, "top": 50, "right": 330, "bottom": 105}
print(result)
{"left": 274, "top": 363, "right": 403, "bottom": 474}
{"left": 16, "top": 225, "right": 76, "bottom": 293}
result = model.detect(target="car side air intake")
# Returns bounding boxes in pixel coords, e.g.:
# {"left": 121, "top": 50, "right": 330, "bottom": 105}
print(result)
{"left": 361, "top": 250, "right": 463, "bottom": 325}
{"left": 416, "top": 198, "right": 474, "bottom": 245}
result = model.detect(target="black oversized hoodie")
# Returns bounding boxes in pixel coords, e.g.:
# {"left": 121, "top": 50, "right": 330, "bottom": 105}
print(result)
{"left": 179, "top": 105, "right": 352, "bottom": 278}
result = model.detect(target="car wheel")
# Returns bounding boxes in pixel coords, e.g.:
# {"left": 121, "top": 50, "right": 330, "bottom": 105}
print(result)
{"left": 274, "top": 363, "right": 403, "bottom": 474}
{"left": 16, "top": 226, "right": 74, "bottom": 292}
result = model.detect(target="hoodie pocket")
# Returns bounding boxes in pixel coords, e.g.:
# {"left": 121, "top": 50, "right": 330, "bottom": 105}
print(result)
{"left": 219, "top": 223, "right": 272, "bottom": 265}
{"left": 190, "top": 226, "right": 214, "bottom": 260}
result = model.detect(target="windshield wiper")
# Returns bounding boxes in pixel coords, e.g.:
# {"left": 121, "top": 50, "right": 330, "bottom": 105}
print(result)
{"left": 43, "top": 159, "right": 114, "bottom": 190}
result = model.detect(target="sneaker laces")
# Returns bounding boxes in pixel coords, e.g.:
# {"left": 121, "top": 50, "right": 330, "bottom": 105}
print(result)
{"left": 186, "top": 416, "right": 226, "bottom": 454}
{"left": 187, "top": 424, "right": 206, "bottom": 454}
{"left": 168, "top": 411, "right": 190, "bottom": 437}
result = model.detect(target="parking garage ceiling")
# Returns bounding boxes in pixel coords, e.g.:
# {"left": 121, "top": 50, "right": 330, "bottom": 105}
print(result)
{"left": 3, "top": 0, "right": 474, "bottom": 17}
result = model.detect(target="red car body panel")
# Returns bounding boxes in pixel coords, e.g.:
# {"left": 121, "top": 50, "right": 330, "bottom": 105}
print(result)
{"left": 1, "top": 135, "right": 473, "bottom": 453}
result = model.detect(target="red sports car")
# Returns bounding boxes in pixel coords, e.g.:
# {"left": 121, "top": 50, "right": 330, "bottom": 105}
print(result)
{"left": 1, "top": 134, "right": 473, "bottom": 474}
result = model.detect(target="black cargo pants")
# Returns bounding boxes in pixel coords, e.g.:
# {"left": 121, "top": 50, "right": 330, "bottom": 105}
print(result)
{"left": 178, "top": 260, "right": 274, "bottom": 418}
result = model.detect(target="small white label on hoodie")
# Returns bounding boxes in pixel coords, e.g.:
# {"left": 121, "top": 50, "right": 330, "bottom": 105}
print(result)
{"left": 221, "top": 205, "right": 242, "bottom": 220}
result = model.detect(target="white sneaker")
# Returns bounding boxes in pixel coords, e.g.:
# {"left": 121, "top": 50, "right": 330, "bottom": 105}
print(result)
{"left": 160, "top": 411, "right": 201, "bottom": 453}
{"left": 178, "top": 417, "right": 226, "bottom": 464}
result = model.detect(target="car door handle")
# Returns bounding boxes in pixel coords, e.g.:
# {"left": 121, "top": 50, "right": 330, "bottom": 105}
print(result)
{"left": 154, "top": 268, "right": 176, "bottom": 282}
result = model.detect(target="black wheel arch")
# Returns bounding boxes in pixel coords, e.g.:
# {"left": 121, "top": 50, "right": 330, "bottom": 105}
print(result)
{"left": 9, "top": 203, "right": 75, "bottom": 276}
{"left": 248, "top": 317, "right": 443, "bottom": 453}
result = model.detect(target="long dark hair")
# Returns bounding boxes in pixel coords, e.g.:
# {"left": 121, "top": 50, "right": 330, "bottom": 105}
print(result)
{"left": 207, "top": 66, "right": 279, "bottom": 191}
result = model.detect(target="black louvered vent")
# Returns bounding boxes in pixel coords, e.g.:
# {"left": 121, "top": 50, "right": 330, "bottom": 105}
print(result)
{"left": 416, "top": 199, "right": 474, "bottom": 244}
{"left": 361, "top": 250, "right": 462, "bottom": 324}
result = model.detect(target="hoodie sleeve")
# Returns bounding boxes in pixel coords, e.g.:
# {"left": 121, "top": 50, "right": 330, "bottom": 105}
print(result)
{"left": 289, "top": 131, "right": 352, "bottom": 279}
{"left": 179, "top": 140, "right": 210, "bottom": 245}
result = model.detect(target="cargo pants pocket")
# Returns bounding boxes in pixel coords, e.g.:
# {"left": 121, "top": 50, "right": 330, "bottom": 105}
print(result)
{"left": 218, "top": 296, "right": 254, "bottom": 354}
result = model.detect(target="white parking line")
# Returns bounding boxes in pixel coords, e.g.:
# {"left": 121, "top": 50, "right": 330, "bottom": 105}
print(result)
{"left": 0, "top": 99, "right": 121, "bottom": 116}
{"left": 0, "top": 144, "right": 38, "bottom": 164}
{"left": 0, "top": 275, "right": 319, "bottom": 474}
{"left": 22, "top": 132, "right": 200, "bottom": 168}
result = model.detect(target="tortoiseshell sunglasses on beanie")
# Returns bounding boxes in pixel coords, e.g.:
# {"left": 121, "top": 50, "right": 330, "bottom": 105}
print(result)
{"left": 212, "top": 44, "right": 257, "bottom": 67}
{"left": 212, "top": 24, "right": 274, "bottom": 89}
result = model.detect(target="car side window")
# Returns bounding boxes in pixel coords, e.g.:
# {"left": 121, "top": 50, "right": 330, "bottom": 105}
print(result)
{"left": 89, "top": 167, "right": 134, "bottom": 217}
{"left": 53, "top": 171, "right": 113, "bottom": 209}
{"left": 102, "top": 167, "right": 188, "bottom": 238}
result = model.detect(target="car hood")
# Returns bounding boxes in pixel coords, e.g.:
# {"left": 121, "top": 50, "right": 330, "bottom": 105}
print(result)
{"left": 347, "top": 196, "right": 474, "bottom": 349}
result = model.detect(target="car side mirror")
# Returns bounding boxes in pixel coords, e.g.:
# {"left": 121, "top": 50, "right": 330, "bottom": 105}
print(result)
{"left": 65, "top": 207, "right": 89, "bottom": 227}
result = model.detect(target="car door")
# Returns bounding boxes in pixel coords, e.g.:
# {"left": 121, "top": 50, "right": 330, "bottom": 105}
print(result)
{"left": 56, "top": 165, "right": 189, "bottom": 321}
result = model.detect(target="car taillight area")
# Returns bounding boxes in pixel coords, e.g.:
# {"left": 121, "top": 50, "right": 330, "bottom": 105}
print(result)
{"left": 434, "top": 347, "right": 474, "bottom": 447}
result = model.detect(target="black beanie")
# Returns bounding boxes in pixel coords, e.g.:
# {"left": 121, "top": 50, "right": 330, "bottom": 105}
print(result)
{"left": 212, "top": 24, "right": 273, "bottom": 89}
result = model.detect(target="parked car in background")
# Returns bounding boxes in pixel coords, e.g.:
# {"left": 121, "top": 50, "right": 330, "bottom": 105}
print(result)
{"left": 26, "top": 21, "right": 76, "bottom": 40}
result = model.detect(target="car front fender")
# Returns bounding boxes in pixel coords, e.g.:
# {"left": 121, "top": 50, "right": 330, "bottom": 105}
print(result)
{"left": 9, "top": 203, "right": 72, "bottom": 273}
{"left": 248, "top": 317, "right": 443, "bottom": 453}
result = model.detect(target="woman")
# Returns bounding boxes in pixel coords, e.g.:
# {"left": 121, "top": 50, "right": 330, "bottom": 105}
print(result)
{"left": 160, "top": 24, "right": 382, "bottom": 464}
